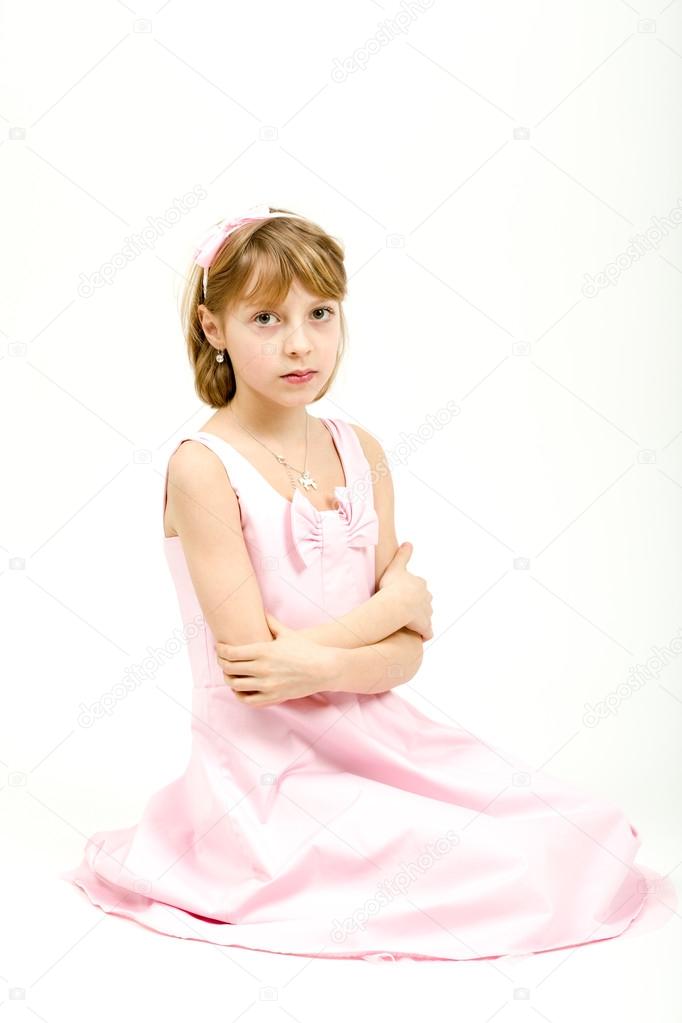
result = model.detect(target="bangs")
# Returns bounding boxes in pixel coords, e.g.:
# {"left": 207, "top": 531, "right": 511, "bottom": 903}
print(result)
{"left": 230, "top": 231, "right": 346, "bottom": 312}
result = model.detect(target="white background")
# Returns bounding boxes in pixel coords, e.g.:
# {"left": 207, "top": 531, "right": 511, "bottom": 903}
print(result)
{"left": 2, "top": 0, "right": 681, "bottom": 1018}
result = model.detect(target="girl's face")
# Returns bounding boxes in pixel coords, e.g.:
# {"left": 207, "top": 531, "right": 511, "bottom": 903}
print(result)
{"left": 203, "top": 278, "right": 341, "bottom": 405}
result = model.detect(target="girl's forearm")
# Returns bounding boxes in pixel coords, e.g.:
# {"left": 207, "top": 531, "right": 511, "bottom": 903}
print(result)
{"left": 297, "top": 586, "right": 410, "bottom": 649}
{"left": 323, "top": 627, "right": 423, "bottom": 695}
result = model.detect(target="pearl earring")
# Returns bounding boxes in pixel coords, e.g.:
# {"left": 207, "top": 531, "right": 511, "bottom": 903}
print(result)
{"left": 216, "top": 350, "right": 225, "bottom": 363}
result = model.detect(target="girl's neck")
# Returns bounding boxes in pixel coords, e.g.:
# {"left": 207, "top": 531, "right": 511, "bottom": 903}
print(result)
{"left": 222, "top": 401, "right": 313, "bottom": 447}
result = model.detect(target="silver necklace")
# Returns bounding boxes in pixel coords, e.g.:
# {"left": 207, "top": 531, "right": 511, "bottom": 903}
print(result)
{"left": 229, "top": 409, "right": 318, "bottom": 495}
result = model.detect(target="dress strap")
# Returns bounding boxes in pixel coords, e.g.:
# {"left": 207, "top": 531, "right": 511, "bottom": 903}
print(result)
{"left": 322, "top": 417, "right": 376, "bottom": 500}
{"left": 161, "top": 431, "right": 244, "bottom": 525}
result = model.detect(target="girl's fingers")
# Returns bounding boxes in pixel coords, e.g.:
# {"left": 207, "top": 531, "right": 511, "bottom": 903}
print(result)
{"left": 225, "top": 676, "right": 263, "bottom": 692}
{"left": 240, "top": 695, "right": 278, "bottom": 708}
{"left": 217, "top": 658, "right": 261, "bottom": 674}
{"left": 215, "top": 642, "right": 264, "bottom": 659}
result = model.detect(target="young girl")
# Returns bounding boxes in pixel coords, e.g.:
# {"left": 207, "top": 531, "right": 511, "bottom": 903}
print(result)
{"left": 62, "top": 203, "right": 653, "bottom": 962}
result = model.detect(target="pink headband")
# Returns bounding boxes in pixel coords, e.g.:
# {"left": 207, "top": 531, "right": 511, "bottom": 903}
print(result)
{"left": 193, "top": 203, "right": 304, "bottom": 300}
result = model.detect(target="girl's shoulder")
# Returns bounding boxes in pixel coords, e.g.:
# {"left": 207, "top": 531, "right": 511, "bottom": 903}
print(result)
{"left": 163, "top": 433, "right": 240, "bottom": 540}
{"left": 332, "top": 418, "right": 385, "bottom": 472}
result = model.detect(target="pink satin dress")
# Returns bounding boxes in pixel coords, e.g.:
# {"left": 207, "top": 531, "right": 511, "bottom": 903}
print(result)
{"left": 60, "top": 415, "right": 657, "bottom": 961}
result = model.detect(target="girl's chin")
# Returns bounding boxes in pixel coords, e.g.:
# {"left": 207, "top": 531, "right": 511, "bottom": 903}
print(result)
{"left": 235, "top": 373, "right": 326, "bottom": 402}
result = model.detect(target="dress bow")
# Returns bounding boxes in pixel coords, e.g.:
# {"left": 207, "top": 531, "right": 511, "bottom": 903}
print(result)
{"left": 290, "top": 486, "right": 379, "bottom": 566}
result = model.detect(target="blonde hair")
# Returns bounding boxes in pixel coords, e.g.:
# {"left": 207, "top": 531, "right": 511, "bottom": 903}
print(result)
{"left": 179, "top": 207, "right": 348, "bottom": 409}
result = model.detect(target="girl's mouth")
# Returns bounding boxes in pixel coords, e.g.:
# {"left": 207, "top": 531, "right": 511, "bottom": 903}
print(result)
{"left": 280, "top": 371, "right": 317, "bottom": 384}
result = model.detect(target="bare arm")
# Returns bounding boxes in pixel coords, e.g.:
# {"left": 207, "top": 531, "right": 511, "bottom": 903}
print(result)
{"left": 296, "top": 424, "right": 419, "bottom": 649}
{"left": 165, "top": 441, "right": 273, "bottom": 647}
{"left": 303, "top": 422, "right": 426, "bottom": 694}
{"left": 325, "top": 627, "right": 424, "bottom": 695}
{"left": 296, "top": 579, "right": 410, "bottom": 648}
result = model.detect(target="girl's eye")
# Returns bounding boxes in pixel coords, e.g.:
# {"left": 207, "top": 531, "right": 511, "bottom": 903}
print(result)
{"left": 254, "top": 312, "right": 277, "bottom": 326}
{"left": 252, "top": 306, "right": 336, "bottom": 327}
{"left": 312, "top": 305, "right": 336, "bottom": 322}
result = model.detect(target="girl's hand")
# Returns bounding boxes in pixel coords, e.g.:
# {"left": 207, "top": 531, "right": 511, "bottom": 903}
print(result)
{"left": 214, "top": 613, "right": 335, "bottom": 708}
{"left": 378, "top": 542, "right": 433, "bottom": 641}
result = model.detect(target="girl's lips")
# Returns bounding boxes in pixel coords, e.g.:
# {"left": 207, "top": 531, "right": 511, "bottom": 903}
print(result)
{"left": 280, "top": 371, "right": 317, "bottom": 383}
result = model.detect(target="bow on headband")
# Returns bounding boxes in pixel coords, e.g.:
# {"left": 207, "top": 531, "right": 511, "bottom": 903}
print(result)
{"left": 193, "top": 203, "right": 303, "bottom": 299}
